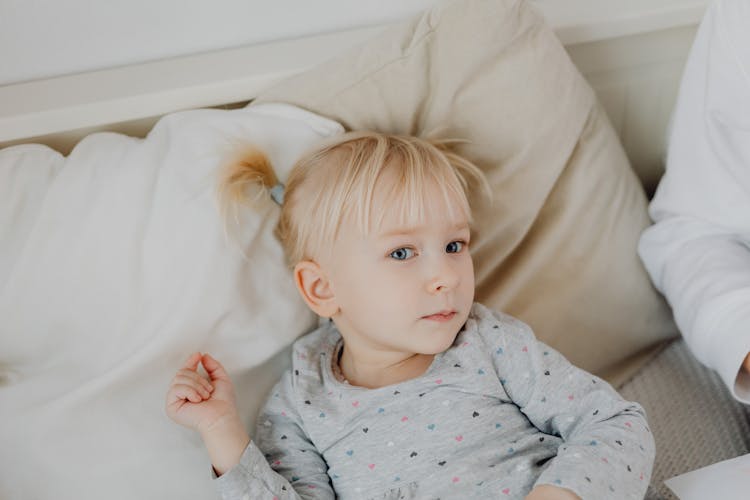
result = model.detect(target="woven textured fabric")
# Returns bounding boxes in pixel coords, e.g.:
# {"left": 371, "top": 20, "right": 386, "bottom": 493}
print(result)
{"left": 618, "top": 339, "right": 750, "bottom": 499}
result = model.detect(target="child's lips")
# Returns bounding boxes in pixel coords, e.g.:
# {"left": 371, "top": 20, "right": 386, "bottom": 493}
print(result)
{"left": 422, "top": 311, "right": 457, "bottom": 322}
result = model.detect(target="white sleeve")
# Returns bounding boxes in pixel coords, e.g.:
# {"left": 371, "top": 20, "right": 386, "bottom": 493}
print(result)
{"left": 638, "top": 0, "right": 750, "bottom": 403}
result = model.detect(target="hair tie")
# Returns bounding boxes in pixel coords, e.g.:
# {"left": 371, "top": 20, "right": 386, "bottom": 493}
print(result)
{"left": 269, "top": 183, "right": 285, "bottom": 205}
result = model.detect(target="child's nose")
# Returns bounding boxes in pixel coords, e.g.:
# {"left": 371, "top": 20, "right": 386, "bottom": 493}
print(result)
{"left": 426, "top": 257, "right": 460, "bottom": 294}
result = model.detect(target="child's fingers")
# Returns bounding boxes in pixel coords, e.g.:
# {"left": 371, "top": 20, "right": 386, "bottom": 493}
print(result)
{"left": 174, "top": 368, "right": 214, "bottom": 391}
{"left": 201, "top": 353, "right": 230, "bottom": 382}
{"left": 181, "top": 352, "right": 203, "bottom": 371}
{"left": 172, "top": 373, "right": 213, "bottom": 397}
{"left": 169, "top": 384, "right": 206, "bottom": 404}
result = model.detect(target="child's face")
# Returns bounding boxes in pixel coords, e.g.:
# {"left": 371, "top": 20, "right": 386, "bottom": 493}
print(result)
{"left": 324, "top": 175, "right": 475, "bottom": 358}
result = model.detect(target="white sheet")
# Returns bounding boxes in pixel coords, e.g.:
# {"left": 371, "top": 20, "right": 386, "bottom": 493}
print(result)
{"left": 0, "top": 103, "right": 343, "bottom": 499}
{"left": 665, "top": 453, "right": 750, "bottom": 499}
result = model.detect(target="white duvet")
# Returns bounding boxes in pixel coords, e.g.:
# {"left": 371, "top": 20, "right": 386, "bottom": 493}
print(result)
{"left": 0, "top": 103, "right": 343, "bottom": 499}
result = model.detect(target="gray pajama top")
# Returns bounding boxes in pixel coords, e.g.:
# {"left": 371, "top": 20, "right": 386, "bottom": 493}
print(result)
{"left": 216, "top": 303, "right": 655, "bottom": 499}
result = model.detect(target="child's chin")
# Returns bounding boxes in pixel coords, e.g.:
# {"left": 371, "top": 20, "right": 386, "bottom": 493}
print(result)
{"left": 423, "top": 331, "right": 461, "bottom": 354}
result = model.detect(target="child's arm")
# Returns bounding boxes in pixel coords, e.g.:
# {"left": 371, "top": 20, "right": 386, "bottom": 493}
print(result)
{"left": 166, "top": 353, "right": 250, "bottom": 474}
{"left": 478, "top": 308, "right": 655, "bottom": 499}
{"left": 166, "top": 353, "right": 334, "bottom": 499}
{"left": 526, "top": 485, "right": 580, "bottom": 500}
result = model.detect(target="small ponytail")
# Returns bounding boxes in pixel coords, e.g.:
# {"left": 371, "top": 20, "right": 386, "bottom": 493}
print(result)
{"left": 217, "top": 144, "right": 280, "bottom": 224}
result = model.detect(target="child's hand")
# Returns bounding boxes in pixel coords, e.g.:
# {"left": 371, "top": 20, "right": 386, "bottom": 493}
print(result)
{"left": 166, "top": 352, "right": 240, "bottom": 435}
{"left": 525, "top": 485, "right": 581, "bottom": 500}
{"left": 166, "top": 353, "right": 251, "bottom": 475}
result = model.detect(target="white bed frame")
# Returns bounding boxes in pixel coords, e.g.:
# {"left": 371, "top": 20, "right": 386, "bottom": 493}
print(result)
{"left": 0, "top": 0, "right": 708, "bottom": 194}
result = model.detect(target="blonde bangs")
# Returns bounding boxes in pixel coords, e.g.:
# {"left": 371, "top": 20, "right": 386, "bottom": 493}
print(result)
{"left": 277, "top": 132, "right": 490, "bottom": 266}
{"left": 366, "top": 145, "right": 474, "bottom": 235}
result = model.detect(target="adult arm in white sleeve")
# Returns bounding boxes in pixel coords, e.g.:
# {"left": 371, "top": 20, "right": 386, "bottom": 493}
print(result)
{"left": 638, "top": 0, "right": 750, "bottom": 402}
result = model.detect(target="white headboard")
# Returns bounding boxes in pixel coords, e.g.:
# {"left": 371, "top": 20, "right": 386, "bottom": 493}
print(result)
{"left": 0, "top": 0, "right": 708, "bottom": 193}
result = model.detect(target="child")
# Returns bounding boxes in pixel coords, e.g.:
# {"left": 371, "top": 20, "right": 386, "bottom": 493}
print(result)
{"left": 166, "top": 131, "right": 655, "bottom": 499}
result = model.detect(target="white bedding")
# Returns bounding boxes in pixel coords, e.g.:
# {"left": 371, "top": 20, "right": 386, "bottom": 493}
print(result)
{"left": 0, "top": 103, "right": 343, "bottom": 499}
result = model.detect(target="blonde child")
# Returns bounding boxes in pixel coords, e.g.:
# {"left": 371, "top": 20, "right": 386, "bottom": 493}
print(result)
{"left": 166, "top": 132, "right": 654, "bottom": 499}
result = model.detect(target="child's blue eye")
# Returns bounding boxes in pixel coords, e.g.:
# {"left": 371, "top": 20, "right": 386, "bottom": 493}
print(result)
{"left": 389, "top": 248, "right": 415, "bottom": 260}
{"left": 446, "top": 241, "right": 464, "bottom": 253}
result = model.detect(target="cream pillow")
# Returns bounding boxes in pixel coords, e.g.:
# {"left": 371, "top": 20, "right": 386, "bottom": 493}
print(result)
{"left": 0, "top": 103, "right": 343, "bottom": 500}
{"left": 255, "top": 0, "right": 677, "bottom": 383}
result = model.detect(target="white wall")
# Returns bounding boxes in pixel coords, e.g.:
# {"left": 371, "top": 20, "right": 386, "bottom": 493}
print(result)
{"left": 0, "top": 0, "right": 440, "bottom": 86}
{"left": 0, "top": 0, "right": 707, "bottom": 87}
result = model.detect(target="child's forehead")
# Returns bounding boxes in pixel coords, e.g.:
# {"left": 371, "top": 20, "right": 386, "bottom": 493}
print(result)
{"left": 374, "top": 219, "right": 471, "bottom": 240}
{"left": 367, "top": 185, "right": 469, "bottom": 234}
{"left": 330, "top": 158, "right": 473, "bottom": 243}
{"left": 379, "top": 167, "right": 464, "bottom": 204}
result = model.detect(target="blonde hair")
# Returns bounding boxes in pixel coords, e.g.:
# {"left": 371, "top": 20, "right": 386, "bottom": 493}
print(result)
{"left": 218, "top": 131, "right": 491, "bottom": 266}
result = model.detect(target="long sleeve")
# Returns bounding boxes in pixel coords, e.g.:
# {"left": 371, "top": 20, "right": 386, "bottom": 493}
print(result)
{"left": 477, "top": 306, "right": 655, "bottom": 498}
{"left": 215, "top": 372, "right": 334, "bottom": 500}
{"left": 638, "top": 0, "right": 750, "bottom": 402}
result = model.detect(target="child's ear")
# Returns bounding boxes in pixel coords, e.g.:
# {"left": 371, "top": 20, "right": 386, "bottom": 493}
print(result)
{"left": 293, "top": 260, "right": 338, "bottom": 318}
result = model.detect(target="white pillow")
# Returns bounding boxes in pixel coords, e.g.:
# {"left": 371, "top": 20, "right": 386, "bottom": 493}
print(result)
{"left": 0, "top": 103, "right": 343, "bottom": 500}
